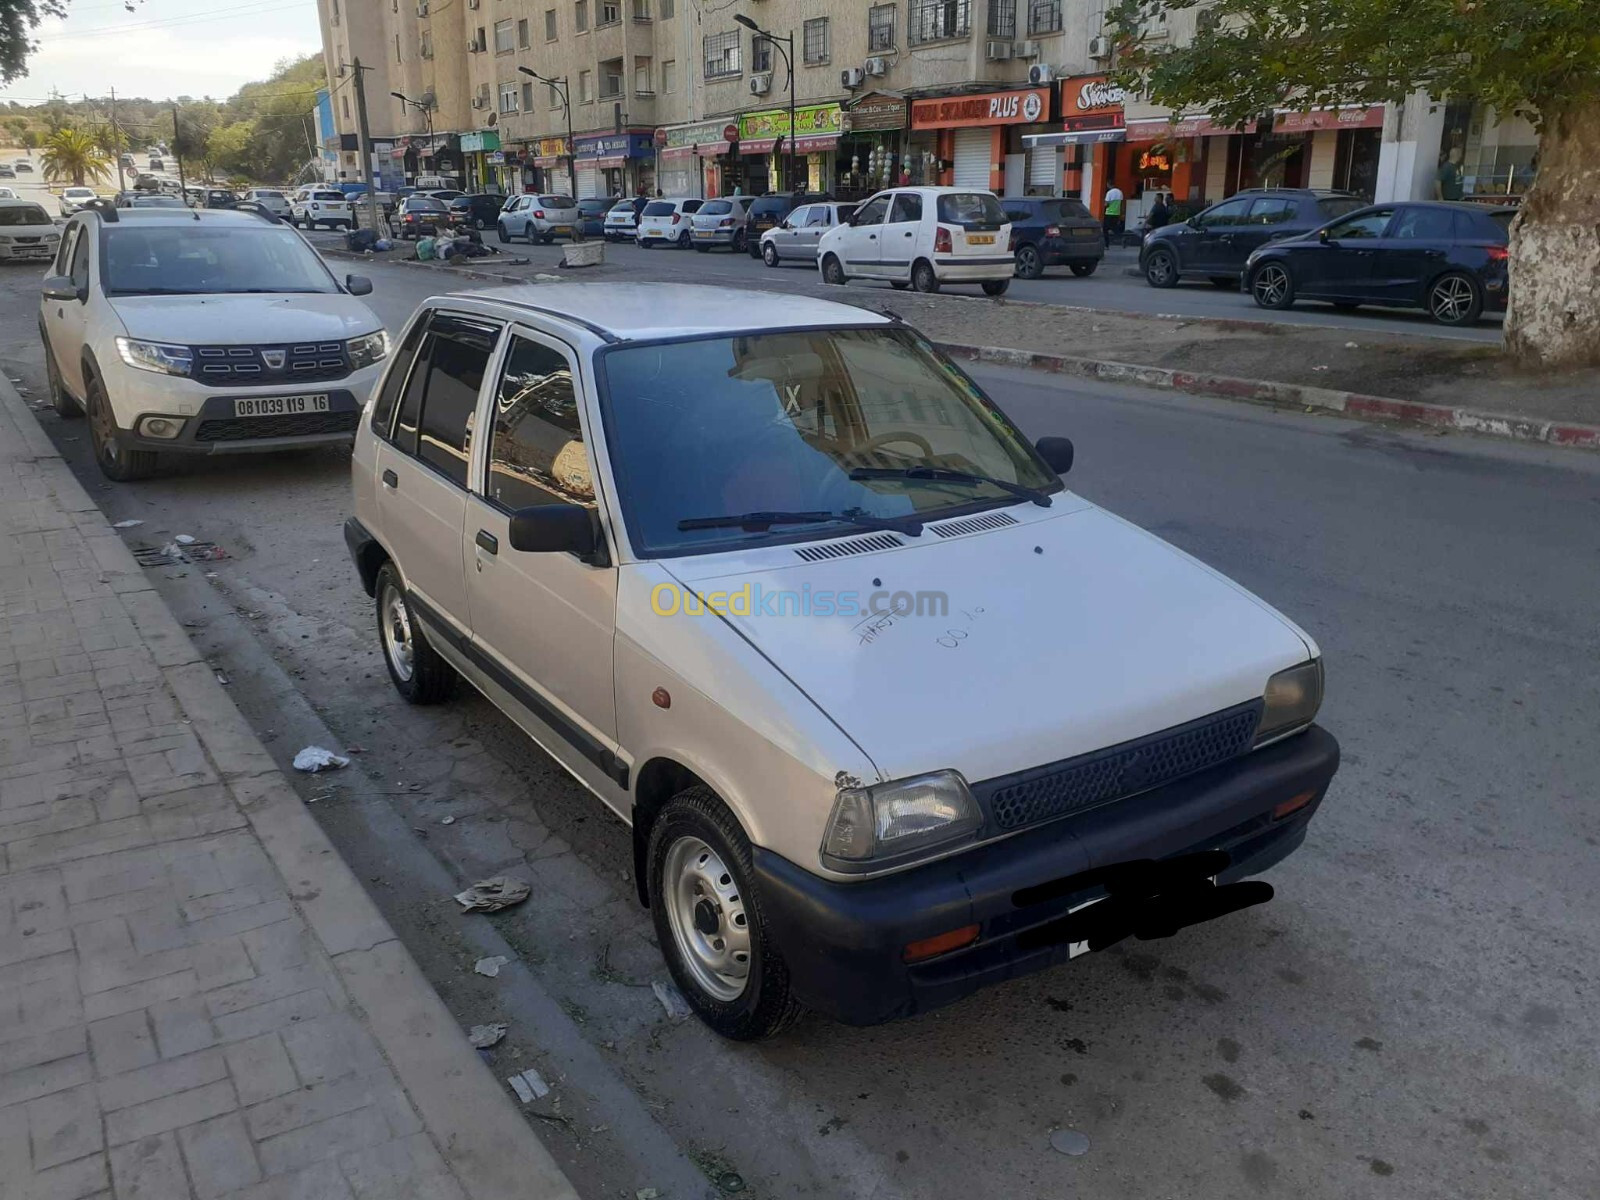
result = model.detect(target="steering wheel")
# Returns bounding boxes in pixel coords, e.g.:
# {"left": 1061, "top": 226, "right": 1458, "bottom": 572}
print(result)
{"left": 852, "top": 430, "right": 935, "bottom": 460}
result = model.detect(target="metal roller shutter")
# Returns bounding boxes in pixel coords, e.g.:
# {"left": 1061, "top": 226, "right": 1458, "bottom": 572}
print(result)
{"left": 952, "top": 128, "right": 991, "bottom": 189}
{"left": 1029, "top": 145, "right": 1060, "bottom": 191}
{"left": 576, "top": 162, "right": 601, "bottom": 200}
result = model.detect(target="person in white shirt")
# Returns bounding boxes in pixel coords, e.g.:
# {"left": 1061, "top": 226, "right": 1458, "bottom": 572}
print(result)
{"left": 1103, "top": 183, "right": 1125, "bottom": 246}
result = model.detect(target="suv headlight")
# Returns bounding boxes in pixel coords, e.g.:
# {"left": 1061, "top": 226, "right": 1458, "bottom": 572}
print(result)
{"left": 347, "top": 329, "right": 389, "bottom": 370}
{"left": 115, "top": 337, "right": 192, "bottom": 377}
{"left": 822, "top": 770, "right": 982, "bottom": 870}
{"left": 1255, "top": 660, "right": 1323, "bottom": 747}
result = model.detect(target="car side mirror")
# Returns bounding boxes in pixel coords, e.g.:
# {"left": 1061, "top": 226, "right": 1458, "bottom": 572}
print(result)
{"left": 345, "top": 275, "right": 373, "bottom": 296}
{"left": 1186, "top": 215, "right": 1200, "bottom": 229}
{"left": 1318, "top": 228, "right": 1331, "bottom": 244}
{"left": 42, "top": 275, "right": 81, "bottom": 303}
{"left": 1035, "top": 436, "right": 1074, "bottom": 476}
{"left": 509, "top": 503, "right": 604, "bottom": 563}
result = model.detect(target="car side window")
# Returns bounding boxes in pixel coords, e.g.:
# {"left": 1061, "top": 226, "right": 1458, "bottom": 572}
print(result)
{"left": 785, "top": 205, "right": 809, "bottom": 227}
{"left": 1390, "top": 207, "right": 1456, "bottom": 240}
{"left": 371, "top": 319, "right": 430, "bottom": 436}
{"left": 54, "top": 224, "right": 79, "bottom": 276}
{"left": 414, "top": 319, "right": 499, "bottom": 487}
{"left": 486, "top": 335, "right": 593, "bottom": 510}
{"left": 806, "top": 207, "right": 831, "bottom": 227}
{"left": 1195, "top": 198, "right": 1252, "bottom": 229}
{"left": 1325, "top": 208, "right": 1394, "bottom": 240}
{"left": 1246, "top": 197, "right": 1295, "bottom": 225}
{"left": 1004, "top": 205, "right": 1032, "bottom": 222}
{"left": 853, "top": 195, "right": 890, "bottom": 226}
{"left": 889, "top": 193, "right": 923, "bottom": 223}
{"left": 68, "top": 227, "right": 90, "bottom": 289}
{"left": 683, "top": 200, "right": 703, "bottom": 213}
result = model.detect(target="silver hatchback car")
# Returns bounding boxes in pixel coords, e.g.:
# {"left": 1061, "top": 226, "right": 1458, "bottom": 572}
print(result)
{"left": 690, "top": 197, "right": 756, "bottom": 253}
{"left": 760, "top": 201, "right": 858, "bottom": 267}
{"left": 498, "top": 193, "right": 580, "bottom": 243}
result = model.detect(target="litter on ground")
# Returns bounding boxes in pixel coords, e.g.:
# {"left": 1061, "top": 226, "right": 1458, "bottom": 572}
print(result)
{"left": 174, "top": 534, "right": 196, "bottom": 544}
{"left": 292, "top": 746, "right": 350, "bottom": 773}
{"left": 507, "top": 1068, "right": 550, "bottom": 1103}
{"left": 455, "top": 876, "right": 531, "bottom": 913}
{"left": 1050, "top": 1128, "right": 1091, "bottom": 1156}
{"left": 112, "top": 519, "right": 143, "bottom": 529}
{"left": 473, "top": 955, "right": 511, "bottom": 977}
{"left": 652, "top": 980, "right": 693, "bottom": 1023}
{"left": 468, "top": 1022, "right": 508, "bottom": 1048}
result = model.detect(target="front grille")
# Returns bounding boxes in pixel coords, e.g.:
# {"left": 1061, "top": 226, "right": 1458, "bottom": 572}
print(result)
{"left": 14, "top": 236, "right": 40, "bottom": 244}
{"left": 194, "top": 410, "right": 360, "bottom": 442}
{"left": 192, "top": 342, "right": 350, "bottom": 387}
{"left": 976, "top": 701, "right": 1264, "bottom": 831}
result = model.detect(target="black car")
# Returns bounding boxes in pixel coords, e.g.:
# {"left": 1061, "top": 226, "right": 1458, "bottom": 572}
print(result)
{"left": 449, "top": 193, "right": 509, "bottom": 230}
{"left": 1140, "top": 189, "right": 1368, "bottom": 288}
{"left": 1244, "top": 201, "right": 1512, "bottom": 326}
{"left": 203, "top": 189, "right": 238, "bottom": 209}
{"left": 396, "top": 195, "right": 450, "bottom": 239}
{"left": 1001, "top": 197, "right": 1105, "bottom": 279}
{"left": 744, "top": 192, "right": 832, "bottom": 258}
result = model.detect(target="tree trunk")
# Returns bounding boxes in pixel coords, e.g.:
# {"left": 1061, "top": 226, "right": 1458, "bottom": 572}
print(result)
{"left": 1504, "top": 98, "right": 1600, "bottom": 369}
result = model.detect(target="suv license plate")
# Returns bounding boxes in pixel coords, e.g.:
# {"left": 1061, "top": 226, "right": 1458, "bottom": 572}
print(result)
{"left": 233, "top": 395, "right": 330, "bottom": 418}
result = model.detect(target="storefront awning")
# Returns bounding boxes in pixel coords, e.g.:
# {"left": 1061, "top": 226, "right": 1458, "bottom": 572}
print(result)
{"left": 1273, "top": 105, "right": 1385, "bottom": 134}
{"left": 741, "top": 138, "right": 778, "bottom": 154}
{"left": 659, "top": 146, "right": 695, "bottom": 161}
{"left": 593, "top": 156, "right": 626, "bottom": 168}
{"left": 1126, "top": 116, "right": 1248, "bottom": 141}
{"left": 792, "top": 135, "right": 838, "bottom": 153}
{"left": 698, "top": 141, "right": 731, "bottom": 155}
{"left": 532, "top": 156, "right": 560, "bottom": 168}
{"left": 1023, "top": 130, "right": 1126, "bottom": 148}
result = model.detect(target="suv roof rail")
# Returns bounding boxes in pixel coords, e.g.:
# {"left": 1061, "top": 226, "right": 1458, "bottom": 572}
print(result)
{"left": 226, "top": 200, "right": 281, "bottom": 225}
{"left": 81, "top": 198, "right": 119, "bottom": 222}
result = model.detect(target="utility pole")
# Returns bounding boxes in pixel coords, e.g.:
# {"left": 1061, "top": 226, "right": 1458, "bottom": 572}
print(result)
{"left": 171, "top": 103, "right": 187, "bottom": 198}
{"left": 348, "top": 59, "right": 381, "bottom": 232}
{"left": 108, "top": 86, "right": 126, "bottom": 191}
{"left": 517, "top": 68, "right": 576, "bottom": 202}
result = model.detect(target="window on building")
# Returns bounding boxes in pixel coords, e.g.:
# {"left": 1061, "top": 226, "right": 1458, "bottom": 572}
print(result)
{"left": 575, "top": 0, "right": 588, "bottom": 33}
{"left": 549, "top": 82, "right": 562, "bottom": 108}
{"left": 662, "top": 59, "right": 676, "bottom": 93}
{"left": 599, "top": 58, "right": 623, "bottom": 98}
{"left": 703, "top": 30, "right": 741, "bottom": 78}
{"left": 488, "top": 338, "right": 593, "bottom": 511}
{"left": 474, "top": 25, "right": 485, "bottom": 51}
{"left": 868, "top": 4, "right": 896, "bottom": 50}
{"left": 751, "top": 35, "right": 772, "bottom": 73}
{"left": 342, "top": 95, "right": 350, "bottom": 120}
{"left": 634, "top": 56, "right": 653, "bottom": 95}
{"left": 1027, "top": 0, "right": 1061, "bottom": 34}
{"left": 912, "top": 0, "right": 971, "bottom": 43}
{"left": 578, "top": 69, "right": 593, "bottom": 102}
{"left": 517, "top": 18, "right": 530, "bottom": 47}
{"left": 660, "top": 0, "right": 673, "bottom": 17}
{"left": 987, "top": 0, "right": 1015, "bottom": 39}
{"left": 494, "top": 19, "right": 514, "bottom": 53}
{"left": 803, "top": 17, "right": 828, "bottom": 63}
{"left": 632, "top": 0, "right": 649, "bottom": 19}
{"left": 394, "top": 32, "right": 400, "bottom": 62}
{"left": 544, "top": 8, "right": 557, "bottom": 39}
{"left": 420, "top": 28, "right": 433, "bottom": 58}
{"left": 499, "top": 82, "right": 519, "bottom": 113}
{"left": 522, "top": 81, "right": 534, "bottom": 110}
{"left": 599, "top": 0, "right": 619, "bottom": 25}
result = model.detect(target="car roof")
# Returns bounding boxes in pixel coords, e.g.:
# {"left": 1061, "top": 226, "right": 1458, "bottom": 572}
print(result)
{"left": 458, "top": 283, "right": 892, "bottom": 342}
{"left": 1229, "top": 188, "right": 1358, "bottom": 198}
{"left": 0, "top": 197, "right": 47, "bottom": 208}
{"left": 78, "top": 208, "right": 280, "bottom": 227}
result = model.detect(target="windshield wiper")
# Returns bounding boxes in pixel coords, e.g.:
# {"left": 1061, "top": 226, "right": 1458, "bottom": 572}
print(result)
{"left": 850, "top": 466, "right": 1053, "bottom": 507}
{"left": 678, "top": 509, "right": 924, "bottom": 536}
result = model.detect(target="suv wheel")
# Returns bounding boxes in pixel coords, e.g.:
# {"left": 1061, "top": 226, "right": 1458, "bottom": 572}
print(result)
{"left": 1070, "top": 261, "right": 1098, "bottom": 278}
{"left": 648, "top": 786, "right": 804, "bottom": 1041}
{"left": 375, "top": 564, "right": 457, "bottom": 704}
{"left": 912, "top": 259, "right": 940, "bottom": 294}
{"left": 1014, "top": 244, "right": 1043, "bottom": 279}
{"left": 1145, "top": 247, "right": 1179, "bottom": 288}
{"left": 86, "top": 374, "right": 158, "bottom": 481}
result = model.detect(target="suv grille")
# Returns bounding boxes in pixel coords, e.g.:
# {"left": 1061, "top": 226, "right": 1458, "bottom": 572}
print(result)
{"left": 975, "top": 701, "right": 1264, "bottom": 831}
{"left": 192, "top": 343, "right": 350, "bottom": 387}
{"left": 194, "top": 411, "right": 360, "bottom": 442}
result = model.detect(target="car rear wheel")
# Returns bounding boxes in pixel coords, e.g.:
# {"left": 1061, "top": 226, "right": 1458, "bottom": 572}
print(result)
{"left": 1070, "top": 261, "right": 1097, "bottom": 278}
{"left": 648, "top": 786, "right": 803, "bottom": 1041}
{"left": 1428, "top": 272, "right": 1483, "bottom": 326}
{"left": 982, "top": 279, "right": 1010, "bottom": 297}
{"left": 1250, "top": 262, "right": 1296, "bottom": 310}
{"left": 375, "top": 564, "right": 456, "bottom": 705}
{"left": 732, "top": 229, "right": 748, "bottom": 253}
{"left": 748, "top": 239, "right": 762, "bottom": 259}
{"left": 911, "top": 260, "right": 940, "bottom": 294}
{"left": 821, "top": 254, "right": 846, "bottom": 285}
{"left": 677, "top": 230, "right": 691, "bottom": 248}
{"left": 86, "top": 374, "right": 158, "bottom": 482}
{"left": 1145, "top": 247, "right": 1178, "bottom": 288}
{"left": 496, "top": 223, "right": 509, "bottom": 244}
{"left": 762, "top": 242, "right": 779, "bottom": 268}
{"left": 1014, "top": 244, "right": 1043, "bottom": 280}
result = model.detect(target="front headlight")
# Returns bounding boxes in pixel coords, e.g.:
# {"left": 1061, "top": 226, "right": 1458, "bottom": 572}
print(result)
{"left": 347, "top": 329, "right": 390, "bottom": 370}
{"left": 1255, "top": 660, "right": 1323, "bottom": 747}
{"left": 115, "top": 337, "right": 192, "bottom": 376}
{"left": 0, "top": 236, "right": 12, "bottom": 244}
{"left": 822, "top": 770, "right": 982, "bottom": 869}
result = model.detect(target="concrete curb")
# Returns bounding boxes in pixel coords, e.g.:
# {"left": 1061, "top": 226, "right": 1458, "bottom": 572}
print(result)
{"left": 936, "top": 342, "right": 1600, "bottom": 452}
{"left": 0, "top": 378, "right": 581, "bottom": 1200}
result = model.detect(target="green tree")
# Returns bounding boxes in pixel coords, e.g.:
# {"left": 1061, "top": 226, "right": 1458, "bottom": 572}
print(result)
{"left": 206, "top": 120, "right": 257, "bottom": 179}
{"left": 0, "top": 1, "right": 64, "bottom": 84}
{"left": 1108, "top": 0, "right": 1600, "bottom": 368}
{"left": 40, "top": 127, "right": 110, "bottom": 187}
{"left": 19, "top": 127, "right": 37, "bottom": 148}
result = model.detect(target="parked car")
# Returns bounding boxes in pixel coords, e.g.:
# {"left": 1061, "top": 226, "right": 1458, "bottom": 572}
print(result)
{"left": 148, "top": 157, "right": 164, "bottom": 171}
{"left": 576, "top": 197, "right": 611, "bottom": 238}
{"left": 289, "top": 187, "right": 354, "bottom": 231}
{"left": 449, "top": 193, "right": 509, "bottom": 231}
{"left": 38, "top": 205, "right": 384, "bottom": 480}
{"left": 0, "top": 199, "right": 61, "bottom": 262}
{"left": 0, "top": 166, "right": 16, "bottom": 180}
{"left": 343, "top": 282, "right": 1338, "bottom": 1039}
{"left": 117, "top": 192, "right": 185, "bottom": 209}
{"left": 498, "top": 193, "right": 580, "bottom": 243}
{"left": 744, "top": 193, "right": 832, "bottom": 258}
{"left": 119, "top": 153, "right": 135, "bottom": 170}
{"left": 634, "top": 198, "right": 704, "bottom": 248}
{"left": 603, "top": 198, "right": 647, "bottom": 242}
{"left": 240, "top": 188, "right": 291, "bottom": 218}
{"left": 690, "top": 196, "right": 756, "bottom": 252}
{"left": 1001, "top": 196, "right": 1106, "bottom": 279}
{"left": 13, "top": 159, "right": 33, "bottom": 174}
{"left": 0, "top": 187, "right": 16, "bottom": 200}
{"left": 132, "top": 174, "right": 160, "bottom": 192}
{"left": 1139, "top": 188, "right": 1367, "bottom": 289}
{"left": 202, "top": 188, "right": 239, "bottom": 210}
{"left": 60, "top": 187, "right": 100, "bottom": 218}
{"left": 416, "top": 188, "right": 466, "bottom": 204}
{"left": 759, "top": 200, "right": 857, "bottom": 267}
{"left": 395, "top": 195, "right": 450, "bottom": 239}
{"left": 1244, "top": 201, "right": 1511, "bottom": 326}
{"left": 818, "top": 187, "right": 1014, "bottom": 295}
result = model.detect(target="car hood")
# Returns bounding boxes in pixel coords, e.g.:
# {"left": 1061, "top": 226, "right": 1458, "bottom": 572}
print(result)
{"left": 661, "top": 501, "right": 1314, "bottom": 784}
{"left": 109, "top": 294, "right": 380, "bottom": 344}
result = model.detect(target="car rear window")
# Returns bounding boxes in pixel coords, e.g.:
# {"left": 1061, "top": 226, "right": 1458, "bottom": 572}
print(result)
{"left": 1317, "top": 197, "right": 1367, "bottom": 219}
{"left": 0, "top": 205, "right": 49, "bottom": 225}
{"left": 313, "top": 192, "right": 344, "bottom": 201}
{"left": 749, "top": 197, "right": 792, "bottom": 215}
{"left": 1487, "top": 211, "right": 1514, "bottom": 236}
{"left": 254, "top": 190, "right": 284, "bottom": 200}
{"left": 937, "top": 193, "right": 1006, "bottom": 229}
{"left": 1044, "top": 199, "right": 1091, "bottom": 220}
{"left": 410, "top": 198, "right": 449, "bottom": 212}
{"left": 700, "top": 200, "right": 733, "bottom": 215}
{"left": 539, "top": 195, "right": 574, "bottom": 207}
{"left": 643, "top": 202, "right": 675, "bottom": 216}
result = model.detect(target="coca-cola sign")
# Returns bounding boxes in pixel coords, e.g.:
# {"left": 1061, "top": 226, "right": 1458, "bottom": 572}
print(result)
{"left": 1060, "top": 74, "right": 1127, "bottom": 134}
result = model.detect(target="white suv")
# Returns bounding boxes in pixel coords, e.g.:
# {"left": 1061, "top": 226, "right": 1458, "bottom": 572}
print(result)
{"left": 289, "top": 186, "right": 354, "bottom": 230}
{"left": 344, "top": 282, "right": 1339, "bottom": 1040}
{"left": 39, "top": 205, "right": 388, "bottom": 480}
{"left": 818, "top": 186, "right": 1015, "bottom": 295}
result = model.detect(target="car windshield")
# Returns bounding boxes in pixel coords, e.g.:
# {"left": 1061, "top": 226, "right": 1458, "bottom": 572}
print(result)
{"left": 253, "top": 190, "right": 284, "bottom": 200}
{"left": 937, "top": 193, "right": 1006, "bottom": 228}
{"left": 0, "top": 205, "right": 50, "bottom": 225}
{"left": 101, "top": 224, "right": 339, "bottom": 296}
{"left": 642, "top": 201, "right": 676, "bottom": 216}
{"left": 598, "top": 328, "right": 1059, "bottom": 557}
{"left": 1318, "top": 197, "right": 1368, "bottom": 219}
{"left": 699, "top": 200, "right": 733, "bottom": 215}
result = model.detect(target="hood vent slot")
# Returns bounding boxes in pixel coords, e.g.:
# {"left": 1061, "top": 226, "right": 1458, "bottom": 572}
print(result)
{"left": 792, "top": 532, "right": 904, "bottom": 562}
{"left": 930, "top": 511, "right": 1020, "bottom": 538}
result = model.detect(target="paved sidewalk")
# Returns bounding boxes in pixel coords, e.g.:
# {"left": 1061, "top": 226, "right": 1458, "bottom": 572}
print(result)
{"left": 0, "top": 383, "right": 577, "bottom": 1199}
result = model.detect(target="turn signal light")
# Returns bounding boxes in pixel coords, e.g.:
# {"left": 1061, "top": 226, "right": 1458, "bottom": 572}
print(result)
{"left": 934, "top": 226, "right": 953, "bottom": 253}
{"left": 903, "top": 923, "right": 979, "bottom": 963}
{"left": 1272, "top": 790, "right": 1317, "bottom": 821}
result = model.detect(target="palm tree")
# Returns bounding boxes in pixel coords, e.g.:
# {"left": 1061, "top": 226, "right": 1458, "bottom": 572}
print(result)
{"left": 41, "top": 128, "right": 111, "bottom": 188}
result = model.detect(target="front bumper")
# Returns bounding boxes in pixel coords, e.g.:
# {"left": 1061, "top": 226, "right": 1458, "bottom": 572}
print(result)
{"left": 752, "top": 724, "right": 1339, "bottom": 1026}
{"left": 0, "top": 241, "right": 59, "bottom": 261}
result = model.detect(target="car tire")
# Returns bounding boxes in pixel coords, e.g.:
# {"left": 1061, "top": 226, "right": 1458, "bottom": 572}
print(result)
{"left": 1250, "top": 262, "right": 1296, "bottom": 310}
{"left": 762, "top": 242, "right": 779, "bottom": 268}
{"left": 496, "top": 223, "right": 509, "bottom": 244}
{"left": 374, "top": 563, "right": 457, "bottom": 705}
{"left": 1014, "top": 244, "right": 1043, "bottom": 280}
{"left": 677, "top": 231, "right": 691, "bottom": 249}
{"left": 1070, "top": 261, "right": 1098, "bottom": 278}
{"left": 85, "top": 373, "right": 158, "bottom": 482}
{"left": 1209, "top": 276, "right": 1237, "bottom": 289}
{"left": 911, "top": 259, "right": 940, "bottom": 294}
{"left": 732, "top": 229, "right": 747, "bottom": 254}
{"left": 474, "top": 217, "right": 486, "bottom": 231}
{"left": 821, "top": 253, "right": 846, "bottom": 285}
{"left": 1144, "top": 247, "right": 1179, "bottom": 289}
{"left": 748, "top": 240, "right": 762, "bottom": 259}
{"left": 982, "top": 278, "right": 1010, "bottom": 297}
{"left": 542, "top": 233, "right": 556, "bottom": 245}
{"left": 42, "top": 335, "right": 82, "bottom": 419}
{"left": 1427, "top": 271, "right": 1483, "bottom": 326}
{"left": 647, "top": 785, "right": 804, "bottom": 1041}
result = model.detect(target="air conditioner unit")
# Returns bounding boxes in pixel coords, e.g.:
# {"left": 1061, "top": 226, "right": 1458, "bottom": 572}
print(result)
{"left": 472, "top": 96, "right": 488, "bottom": 109}
{"left": 467, "top": 0, "right": 479, "bottom": 8}
{"left": 749, "top": 72, "right": 772, "bottom": 95}
{"left": 1088, "top": 34, "right": 1110, "bottom": 59}
{"left": 467, "top": 39, "right": 482, "bottom": 52}
{"left": 985, "top": 40, "right": 1011, "bottom": 61}
{"left": 1027, "top": 63, "right": 1056, "bottom": 85}
{"left": 840, "top": 66, "right": 865, "bottom": 90}
{"left": 1015, "top": 40, "right": 1041, "bottom": 59}
{"left": 865, "top": 56, "right": 887, "bottom": 76}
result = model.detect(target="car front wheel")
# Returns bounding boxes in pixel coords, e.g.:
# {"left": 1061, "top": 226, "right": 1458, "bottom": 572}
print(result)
{"left": 496, "top": 223, "right": 509, "bottom": 244}
{"left": 821, "top": 253, "right": 846, "bottom": 284}
{"left": 648, "top": 786, "right": 803, "bottom": 1041}
{"left": 375, "top": 564, "right": 456, "bottom": 705}
{"left": 1145, "top": 247, "right": 1179, "bottom": 288}
{"left": 1250, "top": 262, "right": 1296, "bottom": 310}
{"left": 762, "top": 242, "right": 779, "bottom": 268}
{"left": 86, "top": 373, "right": 158, "bottom": 481}
{"left": 43, "top": 336, "right": 81, "bottom": 418}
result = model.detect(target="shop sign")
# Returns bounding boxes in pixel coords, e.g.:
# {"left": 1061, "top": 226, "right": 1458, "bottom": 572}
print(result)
{"left": 724, "top": 124, "right": 740, "bottom": 143}
{"left": 663, "top": 120, "right": 729, "bottom": 149}
{"left": 740, "top": 103, "right": 843, "bottom": 142}
{"left": 535, "top": 136, "right": 570, "bottom": 157}
{"left": 1126, "top": 114, "right": 1254, "bottom": 140}
{"left": 489, "top": 150, "right": 505, "bottom": 165}
{"left": 1273, "top": 105, "right": 1385, "bottom": 133}
{"left": 574, "top": 132, "right": 655, "bottom": 159}
{"left": 460, "top": 130, "right": 501, "bottom": 153}
{"left": 1061, "top": 74, "right": 1126, "bottom": 135}
{"left": 845, "top": 93, "right": 908, "bottom": 133}
{"left": 1137, "top": 148, "right": 1171, "bottom": 172}
{"left": 911, "top": 87, "right": 1048, "bottom": 130}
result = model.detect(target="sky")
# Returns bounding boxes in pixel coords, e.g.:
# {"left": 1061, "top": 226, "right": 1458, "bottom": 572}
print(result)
{"left": 0, "top": 0, "right": 323, "bottom": 105}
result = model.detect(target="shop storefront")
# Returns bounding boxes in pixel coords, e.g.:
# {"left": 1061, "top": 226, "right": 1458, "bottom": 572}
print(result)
{"left": 574, "top": 131, "right": 656, "bottom": 199}
{"left": 837, "top": 93, "right": 908, "bottom": 198}
{"left": 739, "top": 103, "right": 842, "bottom": 194}
{"left": 459, "top": 131, "right": 502, "bottom": 194}
{"left": 1436, "top": 100, "right": 1537, "bottom": 202}
{"left": 658, "top": 120, "right": 729, "bottom": 198}
{"left": 1022, "top": 75, "right": 1128, "bottom": 205}
{"left": 909, "top": 87, "right": 1052, "bottom": 193}
{"left": 1273, "top": 106, "right": 1383, "bottom": 199}
{"left": 527, "top": 137, "right": 571, "bottom": 194}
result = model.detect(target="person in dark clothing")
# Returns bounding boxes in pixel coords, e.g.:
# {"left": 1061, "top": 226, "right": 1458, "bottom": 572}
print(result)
{"left": 1147, "top": 193, "right": 1171, "bottom": 230}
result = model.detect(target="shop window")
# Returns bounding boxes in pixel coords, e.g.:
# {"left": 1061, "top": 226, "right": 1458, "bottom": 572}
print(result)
{"left": 803, "top": 18, "right": 829, "bottom": 64}
{"left": 1027, "top": 0, "right": 1061, "bottom": 35}
{"left": 869, "top": 4, "right": 896, "bottom": 50}
{"left": 704, "top": 30, "right": 741, "bottom": 79}
{"left": 986, "top": 0, "right": 1015, "bottom": 39}
{"left": 912, "top": 0, "right": 971, "bottom": 44}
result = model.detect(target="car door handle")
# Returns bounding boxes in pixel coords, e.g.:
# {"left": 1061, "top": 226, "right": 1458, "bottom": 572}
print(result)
{"left": 381, "top": 469, "right": 398, "bottom": 489}
{"left": 475, "top": 529, "right": 499, "bottom": 555}
{"left": 903, "top": 231, "right": 913, "bottom": 237}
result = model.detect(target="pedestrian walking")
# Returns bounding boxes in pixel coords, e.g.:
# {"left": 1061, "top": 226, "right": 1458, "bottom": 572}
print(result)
{"left": 1147, "top": 192, "right": 1171, "bottom": 231}
{"left": 1103, "top": 183, "right": 1125, "bottom": 246}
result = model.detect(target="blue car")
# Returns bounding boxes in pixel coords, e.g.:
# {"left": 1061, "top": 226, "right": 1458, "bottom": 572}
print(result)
{"left": 576, "top": 198, "right": 610, "bottom": 238}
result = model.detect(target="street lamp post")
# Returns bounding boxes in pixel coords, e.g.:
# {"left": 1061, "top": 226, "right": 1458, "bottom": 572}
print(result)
{"left": 518, "top": 67, "right": 577, "bottom": 202}
{"left": 390, "top": 91, "right": 434, "bottom": 180}
{"left": 734, "top": 14, "right": 796, "bottom": 194}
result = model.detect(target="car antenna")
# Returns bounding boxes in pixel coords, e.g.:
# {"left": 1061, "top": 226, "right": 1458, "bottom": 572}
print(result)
{"left": 878, "top": 307, "right": 904, "bottom": 323}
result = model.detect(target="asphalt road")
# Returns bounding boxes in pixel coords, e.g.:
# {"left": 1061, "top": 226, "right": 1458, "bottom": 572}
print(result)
{"left": 2, "top": 258, "right": 1595, "bottom": 1199}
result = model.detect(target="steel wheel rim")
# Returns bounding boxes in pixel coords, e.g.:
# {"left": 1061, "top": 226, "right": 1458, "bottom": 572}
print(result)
{"left": 381, "top": 584, "right": 414, "bottom": 682}
{"left": 1431, "top": 276, "right": 1471, "bottom": 322}
{"left": 1254, "top": 265, "right": 1288, "bottom": 306}
{"left": 663, "top": 836, "right": 750, "bottom": 1002}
